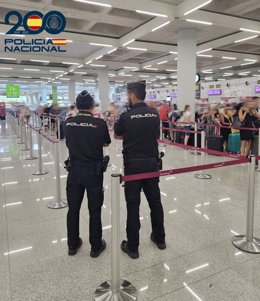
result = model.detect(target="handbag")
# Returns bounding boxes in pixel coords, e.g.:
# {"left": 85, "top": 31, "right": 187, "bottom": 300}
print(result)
{"left": 232, "top": 116, "right": 245, "bottom": 130}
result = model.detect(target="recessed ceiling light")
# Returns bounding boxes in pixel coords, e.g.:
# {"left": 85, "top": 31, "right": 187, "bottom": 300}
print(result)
{"left": 184, "top": 0, "right": 213, "bottom": 16}
{"left": 244, "top": 59, "right": 257, "bottom": 62}
{"left": 205, "top": 77, "right": 213, "bottom": 80}
{"left": 197, "top": 54, "right": 213, "bottom": 57}
{"left": 62, "top": 62, "right": 79, "bottom": 65}
{"left": 78, "top": 64, "right": 84, "bottom": 68}
{"left": 186, "top": 19, "right": 213, "bottom": 25}
{"left": 157, "top": 61, "right": 168, "bottom": 65}
{"left": 73, "top": 0, "right": 112, "bottom": 8}
{"left": 144, "top": 68, "right": 159, "bottom": 71}
{"left": 24, "top": 68, "right": 40, "bottom": 71}
{"left": 0, "top": 57, "right": 17, "bottom": 60}
{"left": 74, "top": 71, "right": 87, "bottom": 74}
{"left": 90, "top": 42, "right": 113, "bottom": 47}
{"left": 152, "top": 21, "right": 171, "bottom": 32}
{"left": 50, "top": 70, "right": 64, "bottom": 73}
{"left": 222, "top": 56, "right": 237, "bottom": 60}
{"left": 197, "top": 48, "right": 212, "bottom": 54}
{"left": 136, "top": 10, "right": 168, "bottom": 18}
{"left": 241, "top": 62, "right": 255, "bottom": 66}
{"left": 235, "top": 35, "right": 258, "bottom": 43}
{"left": 0, "top": 67, "right": 13, "bottom": 70}
{"left": 169, "top": 51, "right": 178, "bottom": 54}
{"left": 166, "top": 69, "right": 177, "bottom": 72}
{"left": 90, "top": 64, "right": 106, "bottom": 67}
{"left": 127, "top": 47, "right": 147, "bottom": 51}
{"left": 223, "top": 73, "right": 234, "bottom": 77}
{"left": 139, "top": 75, "right": 150, "bottom": 78}
{"left": 217, "top": 78, "right": 226, "bottom": 81}
{"left": 107, "top": 48, "right": 117, "bottom": 54}
{"left": 240, "top": 28, "right": 260, "bottom": 34}
{"left": 95, "top": 55, "right": 103, "bottom": 60}
{"left": 219, "top": 66, "right": 232, "bottom": 69}
{"left": 123, "top": 39, "right": 135, "bottom": 47}
{"left": 86, "top": 60, "right": 93, "bottom": 65}
{"left": 30, "top": 59, "right": 50, "bottom": 63}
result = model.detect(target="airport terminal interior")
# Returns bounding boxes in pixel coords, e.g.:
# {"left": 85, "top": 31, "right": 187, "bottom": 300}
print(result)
{"left": 1, "top": 0, "right": 260, "bottom": 300}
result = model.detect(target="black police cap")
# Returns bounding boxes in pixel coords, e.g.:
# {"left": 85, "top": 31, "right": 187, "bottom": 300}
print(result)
{"left": 76, "top": 90, "right": 94, "bottom": 110}
{"left": 127, "top": 81, "right": 146, "bottom": 92}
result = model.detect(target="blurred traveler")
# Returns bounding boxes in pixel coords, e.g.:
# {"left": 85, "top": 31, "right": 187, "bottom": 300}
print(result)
{"left": 66, "top": 105, "right": 77, "bottom": 120}
{"left": 220, "top": 108, "right": 232, "bottom": 151}
{"left": 183, "top": 105, "right": 192, "bottom": 146}
{"left": 65, "top": 91, "right": 111, "bottom": 257}
{"left": 160, "top": 101, "right": 170, "bottom": 140}
{"left": 114, "top": 81, "right": 166, "bottom": 259}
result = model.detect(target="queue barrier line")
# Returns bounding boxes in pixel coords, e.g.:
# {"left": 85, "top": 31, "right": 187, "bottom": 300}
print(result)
{"left": 158, "top": 139, "right": 244, "bottom": 160}
{"left": 121, "top": 158, "right": 248, "bottom": 183}
{"left": 161, "top": 126, "right": 201, "bottom": 134}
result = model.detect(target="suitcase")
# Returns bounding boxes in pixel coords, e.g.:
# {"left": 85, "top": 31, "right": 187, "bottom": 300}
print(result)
{"left": 208, "top": 135, "right": 224, "bottom": 152}
{"left": 188, "top": 129, "right": 202, "bottom": 147}
{"left": 227, "top": 133, "right": 240, "bottom": 153}
{"left": 251, "top": 135, "right": 259, "bottom": 156}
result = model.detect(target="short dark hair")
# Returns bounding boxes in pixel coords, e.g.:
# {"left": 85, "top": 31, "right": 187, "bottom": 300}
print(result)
{"left": 128, "top": 88, "right": 146, "bottom": 101}
{"left": 70, "top": 105, "right": 75, "bottom": 110}
{"left": 252, "top": 97, "right": 259, "bottom": 100}
{"left": 76, "top": 90, "right": 94, "bottom": 110}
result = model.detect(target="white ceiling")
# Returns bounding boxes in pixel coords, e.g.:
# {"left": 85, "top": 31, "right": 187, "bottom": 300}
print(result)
{"left": 0, "top": 0, "right": 259, "bottom": 88}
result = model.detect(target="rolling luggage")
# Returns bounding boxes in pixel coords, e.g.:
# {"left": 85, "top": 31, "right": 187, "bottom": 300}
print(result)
{"left": 208, "top": 135, "right": 224, "bottom": 152}
{"left": 227, "top": 133, "right": 240, "bottom": 153}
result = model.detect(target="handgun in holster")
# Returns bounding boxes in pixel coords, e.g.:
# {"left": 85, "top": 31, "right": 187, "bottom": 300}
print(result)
{"left": 157, "top": 152, "right": 165, "bottom": 170}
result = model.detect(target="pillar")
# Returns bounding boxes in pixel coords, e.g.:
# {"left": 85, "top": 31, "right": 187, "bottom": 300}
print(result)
{"left": 69, "top": 80, "right": 76, "bottom": 104}
{"left": 98, "top": 69, "right": 110, "bottom": 110}
{"left": 177, "top": 29, "right": 197, "bottom": 117}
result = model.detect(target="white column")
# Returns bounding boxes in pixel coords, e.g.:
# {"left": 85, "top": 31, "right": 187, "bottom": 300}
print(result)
{"left": 69, "top": 80, "right": 76, "bottom": 104}
{"left": 177, "top": 29, "right": 197, "bottom": 117}
{"left": 98, "top": 69, "right": 110, "bottom": 110}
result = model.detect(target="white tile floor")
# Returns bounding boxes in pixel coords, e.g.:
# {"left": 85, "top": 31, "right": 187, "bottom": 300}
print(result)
{"left": 1, "top": 116, "right": 260, "bottom": 300}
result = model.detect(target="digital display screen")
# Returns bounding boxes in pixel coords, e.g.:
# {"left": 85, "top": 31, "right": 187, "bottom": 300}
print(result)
{"left": 208, "top": 89, "right": 222, "bottom": 96}
{"left": 255, "top": 86, "right": 260, "bottom": 93}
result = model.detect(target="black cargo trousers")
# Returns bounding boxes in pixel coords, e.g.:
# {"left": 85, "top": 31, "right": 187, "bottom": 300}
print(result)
{"left": 66, "top": 161, "right": 104, "bottom": 251}
{"left": 124, "top": 158, "right": 165, "bottom": 252}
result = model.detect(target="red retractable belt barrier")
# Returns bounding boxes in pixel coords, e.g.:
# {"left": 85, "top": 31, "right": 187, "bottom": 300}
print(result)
{"left": 158, "top": 139, "right": 244, "bottom": 160}
{"left": 122, "top": 157, "right": 248, "bottom": 182}
{"left": 161, "top": 127, "right": 200, "bottom": 134}
{"left": 40, "top": 131, "right": 57, "bottom": 144}
{"left": 175, "top": 122, "right": 258, "bottom": 132}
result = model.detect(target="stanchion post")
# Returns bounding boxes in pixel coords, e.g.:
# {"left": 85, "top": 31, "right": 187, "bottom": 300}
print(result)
{"left": 26, "top": 125, "right": 37, "bottom": 160}
{"left": 18, "top": 120, "right": 25, "bottom": 144}
{"left": 256, "top": 129, "right": 260, "bottom": 172}
{"left": 95, "top": 174, "right": 138, "bottom": 301}
{"left": 194, "top": 131, "right": 212, "bottom": 179}
{"left": 48, "top": 141, "right": 67, "bottom": 209}
{"left": 21, "top": 123, "right": 30, "bottom": 151}
{"left": 57, "top": 118, "right": 61, "bottom": 141}
{"left": 49, "top": 116, "right": 52, "bottom": 135}
{"left": 232, "top": 156, "right": 260, "bottom": 253}
{"left": 191, "top": 122, "right": 201, "bottom": 156}
{"left": 33, "top": 129, "right": 48, "bottom": 176}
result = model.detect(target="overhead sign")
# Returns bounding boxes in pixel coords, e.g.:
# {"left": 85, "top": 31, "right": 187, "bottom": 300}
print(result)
{"left": 6, "top": 84, "right": 20, "bottom": 98}
{"left": 255, "top": 86, "right": 260, "bottom": 93}
{"left": 208, "top": 89, "right": 222, "bottom": 96}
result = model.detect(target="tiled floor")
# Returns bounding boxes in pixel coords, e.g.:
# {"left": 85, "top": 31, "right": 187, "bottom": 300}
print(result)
{"left": 1, "top": 116, "right": 260, "bottom": 301}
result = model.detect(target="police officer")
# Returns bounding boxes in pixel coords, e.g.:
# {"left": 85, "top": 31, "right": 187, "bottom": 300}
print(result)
{"left": 114, "top": 81, "right": 166, "bottom": 259}
{"left": 65, "top": 90, "right": 111, "bottom": 257}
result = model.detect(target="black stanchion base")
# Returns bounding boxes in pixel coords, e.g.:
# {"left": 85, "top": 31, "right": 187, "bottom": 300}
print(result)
{"left": 194, "top": 173, "right": 212, "bottom": 180}
{"left": 232, "top": 235, "right": 260, "bottom": 254}
{"left": 95, "top": 280, "right": 138, "bottom": 301}
{"left": 26, "top": 156, "right": 38, "bottom": 161}
{"left": 33, "top": 170, "right": 48, "bottom": 176}
{"left": 191, "top": 151, "right": 201, "bottom": 156}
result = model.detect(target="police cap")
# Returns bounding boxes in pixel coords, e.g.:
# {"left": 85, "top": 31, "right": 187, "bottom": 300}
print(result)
{"left": 76, "top": 90, "right": 94, "bottom": 110}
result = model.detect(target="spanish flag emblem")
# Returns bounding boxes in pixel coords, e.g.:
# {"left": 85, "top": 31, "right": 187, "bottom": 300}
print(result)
{"left": 51, "top": 39, "right": 67, "bottom": 45}
{"left": 27, "top": 15, "right": 43, "bottom": 31}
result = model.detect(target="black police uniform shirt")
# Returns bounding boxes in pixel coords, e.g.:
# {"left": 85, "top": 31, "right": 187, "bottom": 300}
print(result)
{"left": 114, "top": 102, "right": 160, "bottom": 161}
{"left": 65, "top": 111, "right": 111, "bottom": 164}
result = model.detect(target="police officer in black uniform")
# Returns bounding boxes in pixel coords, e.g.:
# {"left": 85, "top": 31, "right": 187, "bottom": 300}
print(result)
{"left": 65, "top": 91, "right": 111, "bottom": 257}
{"left": 114, "top": 81, "right": 166, "bottom": 259}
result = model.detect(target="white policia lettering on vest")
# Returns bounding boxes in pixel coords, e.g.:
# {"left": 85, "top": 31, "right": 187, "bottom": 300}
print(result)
{"left": 66, "top": 122, "right": 98, "bottom": 128}
{"left": 130, "top": 113, "right": 157, "bottom": 119}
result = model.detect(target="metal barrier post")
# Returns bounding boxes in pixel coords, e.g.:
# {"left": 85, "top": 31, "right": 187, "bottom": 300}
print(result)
{"left": 26, "top": 126, "right": 37, "bottom": 160}
{"left": 33, "top": 129, "right": 48, "bottom": 176}
{"left": 256, "top": 129, "right": 260, "bottom": 172}
{"left": 191, "top": 122, "right": 201, "bottom": 156}
{"left": 95, "top": 174, "right": 138, "bottom": 301}
{"left": 48, "top": 141, "right": 67, "bottom": 209}
{"left": 21, "top": 123, "right": 30, "bottom": 151}
{"left": 194, "top": 131, "right": 212, "bottom": 179}
{"left": 49, "top": 116, "right": 52, "bottom": 135}
{"left": 18, "top": 120, "right": 25, "bottom": 144}
{"left": 57, "top": 119, "right": 61, "bottom": 141}
{"left": 232, "top": 155, "right": 260, "bottom": 253}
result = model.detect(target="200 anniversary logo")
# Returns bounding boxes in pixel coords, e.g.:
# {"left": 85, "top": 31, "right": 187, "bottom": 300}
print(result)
{"left": 4, "top": 10, "right": 67, "bottom": 53}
